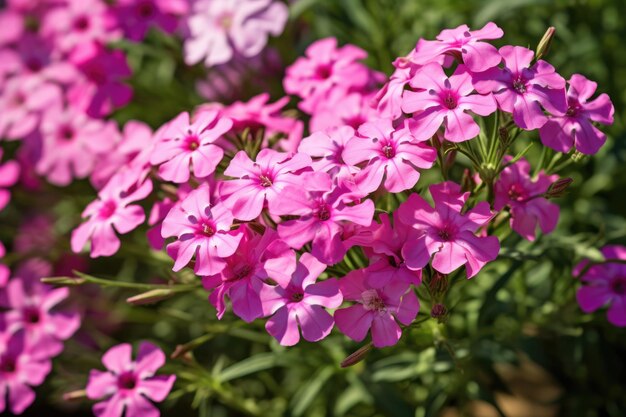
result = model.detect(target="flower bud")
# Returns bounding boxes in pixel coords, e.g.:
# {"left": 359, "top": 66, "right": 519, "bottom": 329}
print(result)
{"left": 126, "top": 289, "right": 176, "bottom": 306}
{"left": 535, "top": 27, "right": 556, "bottom": 61}
{"left": 430, "top": 303, "right": 448, "bottom": 323}
{"left": 461, "top": 169, "right": 476, "bottom": 192}
{"left": 63, "top": 390, "right": 87, "bottom": 402}
{"left": 428, "top": 272, "right": 449, "bottom": 296}
{"left": 498, "top": 126, "right": 510, "bottom": 144}
{"left": 545, "top": 177, "right": 573, "bottom": 198}
{"left": 41, "top": 276, "right": 86, "bottom": 286}
{"left": 340, "top": 343, "right": 373, "bottom": 368}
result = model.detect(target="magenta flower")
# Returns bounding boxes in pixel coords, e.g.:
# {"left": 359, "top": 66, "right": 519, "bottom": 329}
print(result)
{"left": 218, "top": 149, "right": 312, "bottom": 221}
{"left": 184, "top": 0, "right": 288, "bottom": 67}
{"left": 1, "top": 276, "right": 80, "bottom": 357}
{"left": 86, "top": 342, "right": 176, "bottom": 417}
{"left": 72, "top": 173, "right": 153, "bottom": 258}
{"left": 0, "top": 150, "right": 19, "bottom": 212}
{"left": 36, "top": 105, "right": 119, "bottom": 186}
{"left": 539, "top": 74, "right": 615, "bottom": 155}
{"left": 494, "top": 157, "right": 559, "bottom": 241}
{"left": 150, "top": 111, "right": 232, "bottom": 183}
{"left": 375, "top": 65, "right": 414, "bottom": 120}
{"left": 334, "top": 269, "right": 419, "bottom": 347}
{"left": 260, "top": 253, "right": 342, "bottom": 346}
{"left": 283, "top": 37, "right": 372, "bottom": 113}
{"left": 0, "top": 75, "right": 61, "bottom": 140}
{"left": 360, "top": 212, "right": 422, "bottom": 288}
{"left": 472, "top": 45, "right": 567, "bottom": 130}
{"left": 414, "top": 22, "right": 504, "bottom": 72}
{"left": 41, "top": 0, "right": 121, "bottom": 54}
{"left": 398, "top": 181, "right": 499, "bottom": 278}
{"left": 402, "top": 63, "right": 497, "bottom": 142}
{"left": 275, "top": 174, "right": 375, "bottom": 265}
{"left": 202, "top": 226, "right": 296, "bottom": 322}
{"left": 113, "top": 0, "right": 188, "bottom": 41}
{"left": 309, "top": 90, "right": 379, "bottom": 132}
{"left": 161, "top": 185, "right": 242, "bottom": 276}
{"left": 342, "top": 119, "right": 436, "bottom": 194}
{"left": 575, "top": 245, "right": 626, "bottom": 327}
{"left": 0, "top": 243, "right": 8, "bottom": 287}
{"left": 68, "top": 42, "right": 133, "bottom": 117}
{"left": 0, "top": 330, "right": 52, "bottom": 415}
{"left": 298, "top": 126, "right": 359, "bottom": 179}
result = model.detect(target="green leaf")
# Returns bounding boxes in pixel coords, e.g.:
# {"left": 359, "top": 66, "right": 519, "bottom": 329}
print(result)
{"left": 217, "top": 353, "right": 280, "bottom": 382}
{"left": 291, "top": 366, "right": 334, "bottom": 416}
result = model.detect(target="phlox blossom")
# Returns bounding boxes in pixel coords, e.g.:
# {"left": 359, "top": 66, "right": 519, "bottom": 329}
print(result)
{"left": 0, "top": 149, "right": 19, "bottom": 212}
{"left": 297, "top": 125, "right": 359, "bottom": 179}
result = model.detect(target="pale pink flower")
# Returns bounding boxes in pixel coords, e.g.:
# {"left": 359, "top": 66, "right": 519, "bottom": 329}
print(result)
{"left": 72, "top": 173, "right": 153, "bottom": 258}
{"left": 309, "top": 90, "right": 380, "bottom": 132}
{"left": 41, "top": 0, "right": 120, "bottom": 54}
{"left": 398, "top": 181, "right": 499, "bottom": 278}
{"left": 113, "top": 0, "right": 188, "bottom": 41}
{"left": 297, "top": 125, "right": 360, "bottom": 179}
{"left": 203, "top": 226, "right": 296, "bottom": 322}
{"left": 413, "top": 22, "right": 504, "bottom": 72}
{"left": 0, "top": 276, "right": 80, "bottom": 357}
{"left": 161, "top": 185, "right": 242, "bottom": 276}
{"left": 86, "top": 342, "right": 176, "bottom": 417}
{"left": 402, "top": 63, "right": 497, "bottom": 142}
{"left": 150, "top": 111, "right": 232, "bottom": 183}
{"left": 275, "top": 174, "right": 375, "bottom": 265}
{"left": 494, "top": 157, "right": 559, "bottom": 241}
{"left": 342, "top": 119, "right": 436, "bottom": 194}
{"left": 575, "top": 245, "right": 626, "bottom": 327}
{"left": 184, "top": 0, "right": 288, "bottom": 67}
{"left": 472, "top": 45, "right": 567, "bottom": 130}
{"left": 0, "top": 330, "right": 52, "bottom": 415}
{"left": 36, "top": 105, "right": 120, "bottom": 186}
{"left": 539, "top": 74, "right": 614, "bottom": 155}
{"left": 68, "top": 42, "right": 133, "bottom": 118}
{"left": 283, "top": 37, "right": 372, "bottom": 113}
{"left": 218, "top": 149, "right": 312, "bottom": 221}
{"left": 0, "top": 75, "right": 62, "bottom": 140}
{"left": 0, "top": 10, "right": 25, "bottom": 46}
{"left": 260, "top": 253, "right": 342, "bottom": 345}
{"left": 0, "top": 150, "right": 19, "bottom": 212}
{"left": 334, "top": 269, "right": 419, "bottom": 347}
{"left": 375, "top": 65, "right": 414, "bottom": 120}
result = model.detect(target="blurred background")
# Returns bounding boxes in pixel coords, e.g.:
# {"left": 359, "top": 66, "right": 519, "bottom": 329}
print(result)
{"left": 12, "top": 0, "right": 626, "bottom": 416}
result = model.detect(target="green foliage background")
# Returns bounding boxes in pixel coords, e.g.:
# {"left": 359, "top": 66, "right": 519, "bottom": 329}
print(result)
{"left": 20, "top": 1, "right": 626, "bottom": 416}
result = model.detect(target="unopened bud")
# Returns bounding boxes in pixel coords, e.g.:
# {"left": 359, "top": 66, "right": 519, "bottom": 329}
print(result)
{"left": 63, "top": 389, "right": 87, "bottom": 402}
{"left": 535, "top": 27, "right": 556, "bottom": 61}
{"left": 126, "top": 289, "right": 176, "bottom": 305}
{"left": 340, "top": 343, "right": 373, "bottom": 368}
{"left": 461, "top": 169, "right": 476, "bottom": 192}
{"left": 41, "top": 276, "right": 86, "bottom": 286}
{"left": 498, "top": 127, "right": 510, "bottom": 144}
{"left": 545, "top": 177, "right": 573, "bottom": 198}
{"left": 428, "top": 272, "right": 449, "bottom": 296}
{"left": 430, "top": 303, "right": 448, "bottom": 322}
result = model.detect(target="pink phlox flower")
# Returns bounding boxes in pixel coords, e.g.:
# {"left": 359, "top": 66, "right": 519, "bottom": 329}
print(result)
{"left": 274, "top": 173, "right": 375, "bottom": 265}
{"left": 413, "top": 22, "right": 504, "bottom": 72}
{"left": 202, "top": 225, "right": 296, "bottom": 322}
{"left": 0, "top": 330, "right": 52, "bottom": 415}
{"left": 150, "top": 110, "right": 232, "bottom": 183}
{"left": 575, "top": 245, "right": 626, "bottom": 327}
{"left": 402, "top": 63, "right": 497, "bottom": 142}
{"left": 398, "top": 181, "right": 499, "bottom": 278}
{"left": 472, "top": 45, "right": 567, "bottom": 130}
{"left": 0, "top": 9, "right": 25, "bottom": 46}
{"left": 310, "top": 89, "right": 380, "bottom": 132}
{"left": 0, "top": 149, "right": 20, "bottom": 212}
{"left": 494, "top": 157, "right": 559, "bottom": 241}
{"left": 361, "top": 212, "right": 423, "bottom": 288}
{"left": 342, "top": 118, "right": 437, "bottom": 194}
{"left": 184, "top": 0, "right": 288, "bottom": 67}
{"left": 298, "top": 125, "right": 360, "bottom": 180}
{"left": 0, "top": 74, "right": 62, "bottom": 140}
{"left": 92, "top": 120, "right": 153, "bottom": 190}
{"left": 0, "top": 243, "right": 8, "bottom": 287}
{"left": 539, "top": 74, "right": 614, "bottom": 155}
{"left": 283, "top": 37, "right": 372, "bottom": 114}
{"left": 36, "top": 105, "right": 120, "bottom": 186}
{"left": 334, "top": 269, "right": 419, "bottom": 347}
{"left": 14, "top": 215, "right": 55, "bottom": 255}
{"left": 260, "top": 253, "right": 342, "bottom": 346}
{"left": 161, "top": 184, "right": 242, "bottom": 276}
{"left": 41, "top": 0, "right": 121, "bottom": 54}
{"left": 218, "top": 149, "right": 312, "bottom": 221}
{"left": 86, "top": 342, "right": 176, "bottom": 417}
{"left": 113, "top": 0, "right": 188, "bottom": 41}
{"left": 68, "top": 42, "right": 133, "bottom": 118}
{"left": 71, "top": 172, "right": 153, "bottom": 258}
{"left": 0, "top": 275, "right": 80, "bottom": 357}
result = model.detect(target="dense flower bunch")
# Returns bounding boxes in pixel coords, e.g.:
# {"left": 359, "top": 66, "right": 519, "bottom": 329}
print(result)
{"left": 0, "top": 0, "right": 619, "bottom": 414}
